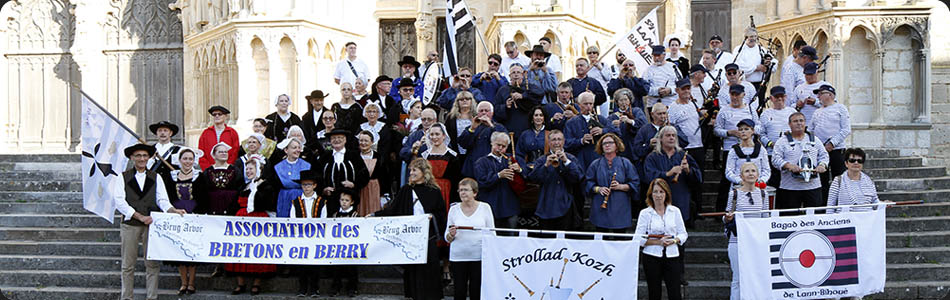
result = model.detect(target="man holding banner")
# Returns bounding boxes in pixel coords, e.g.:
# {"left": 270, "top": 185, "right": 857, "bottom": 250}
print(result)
{"left": 115, "top": 144, "right": 185, "bottom": 300}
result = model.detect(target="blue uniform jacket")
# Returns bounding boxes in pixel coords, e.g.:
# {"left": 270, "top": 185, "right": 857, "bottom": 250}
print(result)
{"left": 525, "top": 152, "right": 584, "bottom": 219}
{"left": 585, "top": 156, "right": 639, "bottom": 229}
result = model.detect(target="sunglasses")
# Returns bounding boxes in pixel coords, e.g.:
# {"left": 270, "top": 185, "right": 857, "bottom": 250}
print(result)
{"left": 458, "top": 74, "right": 472, "bottom": 78}
{"left": 847, "top": 158, "right": 865, "bottom": 164}
{"left": 211, "top": 113, "right": 224, "bottom": 117}
{"left": 506, "top": 51, "right": 515, "bottom": 54}
{"left": 488, "top": 61, "right": 500, "bottom": 66}
{"left": 400, "top": 88, "right": 414, "bottom": 92}
{"left": 726, "top": 71, "right": 738, "bottom": 75}
{"left": 587, "top": 52, "right": 599, "bottom": 55}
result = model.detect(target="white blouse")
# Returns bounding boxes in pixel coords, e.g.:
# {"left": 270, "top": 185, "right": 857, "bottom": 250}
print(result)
{"left": 445, "top": 202, "right": 495, "bottom": 262}
{"left": 634, "top": 205, "right": 688, "bottom": 258}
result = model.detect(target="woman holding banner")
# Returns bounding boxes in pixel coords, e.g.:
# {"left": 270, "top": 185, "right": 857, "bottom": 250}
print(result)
{"left": 165, "top": 147, "right": 205, "bottom": 295}
{"left": 585, "top": 133, "right": 639, "bottom": 235}
{"left": 827, "top": 148, "right": 879, "bottom": 212}
{"left": 724, "top": 162, "right": 770, "bottom": 300}
{"left": 446, "top": 178, "right": 495, "bottom": 300}
{"left": 374, "top": 158, "right": 447, "bottom": 299}
{"left": 634, "top": 178, "right": 687, "bottom": 300}
{"left": 225, "top": 158, "right": 276, "bottom": 295}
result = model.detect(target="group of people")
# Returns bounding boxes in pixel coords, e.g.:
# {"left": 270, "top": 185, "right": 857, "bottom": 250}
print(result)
{"left": 114, "top": 32, "right": 882, "bottom": 300}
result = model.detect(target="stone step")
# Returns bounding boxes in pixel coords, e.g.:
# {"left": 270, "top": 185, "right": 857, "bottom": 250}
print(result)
{"left": 0, "top": 154, "right": 80, "bottom": 163}
{"left": 0, "top": 180, "right": 82, "bottom": 192}
{"left": 0, "top": 227, "right": 118, "bottom": 242}
{"left": 0, "top": 214, "right": 118, "bottom": 228}
{"left": 0, "top": 162, "right": 81, "bottom": 172}
{"left": 0, "top": 270, "right": 406, "bottom": 295}
{"left": 864, "top": 166, "right": 947, "bottom": 179}
{"left": 0, "top": 191, "right": 82, "bottom": 203}
{"left": 0, "top": 202, "right": 92, "bottom": 214}
{"left": 864, "top": 148, "right": 902, "bottom": 159}
{"left": 0, "top": 287, "right": 410, "bottom": 300}
{"left": 874, "top": 176, "right": 950, "bottom": 191}
{"left": 0, "top": 171, "right": 82, "bottom": 182}
{"left": 864, "top": 157, "right": 923, "bottom": 169}
{"left": 877, "top": 189, "right": 950, "bottom": 203}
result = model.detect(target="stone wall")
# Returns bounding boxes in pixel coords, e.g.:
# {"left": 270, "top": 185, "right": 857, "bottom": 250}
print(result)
{"left": 929, "top": 66, "right": 950, "bottom": 169}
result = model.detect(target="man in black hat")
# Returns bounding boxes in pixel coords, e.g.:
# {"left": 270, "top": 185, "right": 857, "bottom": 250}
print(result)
{"left": 757, "top": 86, "right": 798, "bottom": 187}
{"left": 644, "top": 45, "right": 679, "bottom": 108}
{"left": 302, "top": 89, "right": 331, "bottom": 144}
{"left": 708, "top": 34, "right": 734, "bottom": 70}
{"left": 360, "top": 75, "right": 401, "bottom": 126}
{"left": 538, "top": 37, "right": 562, "bottom": 80}
{"left": 716, "top": 63, "right": 758, "bottom": 112}
{"left": 789, "top": 62, "right": 830, "bottom": 125}
{"left": 316, "top": 129, "right": 368, "bottom": 207}
{"left": 147, "top": 121, "right": 181, "bottom": 174}
{"left": 500, "top": 41, "right": 530, "bottom": 77}
{"left": 524, "top": 44, "right": 557, "bottom": 104}
{"left": 387, "top": 55, "right": 424, "bottom": 104}
{"left": 115, "top": 143, "right": 185, "bottom": 300}
{"left": 810, "top": 84, "right": 851, "bottom": 200}
{"left": 395, "top": 77, "right": 421, "bottom": 113}
{"left": 198, "top": 106, "right": 239, "bottom": 169}
{"left": 781, "top": 45, "right": 817, "bottom": 98}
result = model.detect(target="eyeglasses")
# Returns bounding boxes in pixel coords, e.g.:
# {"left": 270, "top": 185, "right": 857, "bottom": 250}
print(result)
{"left": 488, "top": 61, "right": 500, "bottom": 66}
{"left": 323, "top": 116, "right": 336, "bottom": 120}
{"left": 601, "top": 140, "right": 616, "bottom": 145}
{"left": 400, "top": 88, "right": 414, "bottom": 92}
{"left": 847, "top": 158, "right": 865, "bottom": 164}
{"left": 211, "top": 113, "right": 224, "bottom": 117}
{"left": 506, "top": 51, "right": 515, "bottom": 54}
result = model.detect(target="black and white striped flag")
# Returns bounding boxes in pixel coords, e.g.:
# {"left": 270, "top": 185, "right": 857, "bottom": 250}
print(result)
{"left": 442, "top": 0, "right": 474, "bottom": 76}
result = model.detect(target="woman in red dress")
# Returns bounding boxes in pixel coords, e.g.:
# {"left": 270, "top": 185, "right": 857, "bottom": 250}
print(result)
{"left": 224, "top": 157, "right": 276, "bottom": 295}
{"left": 418, "top": 123, "right": 460, "bottom": 285}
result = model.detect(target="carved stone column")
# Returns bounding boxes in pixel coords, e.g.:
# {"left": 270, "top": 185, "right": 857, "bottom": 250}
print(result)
{"left": 915, "top": 48, "right": 931, "bottom": 123}
{"left": 415, "top": 0, "right": 436, "bottom": 58}
{"left": 872, "top": 49, "right": 885, "bottom": 123}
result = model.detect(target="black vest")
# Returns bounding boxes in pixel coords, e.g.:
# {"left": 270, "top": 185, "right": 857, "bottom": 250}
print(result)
{"left": 122, "top": 169, "right": 160, "bottom": 226}
{"left": 293, "top": 195, "right": 326, "bottom": 218}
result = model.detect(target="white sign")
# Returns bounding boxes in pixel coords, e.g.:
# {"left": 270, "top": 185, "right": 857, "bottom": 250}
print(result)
{"left": 147, "top": 213, "right": 431, "bottom": 265}
{"left": 736, "top": 204, "right": 887, "bottom": 299}
{"left": 481, "top": 234, "right": 640, "bottom": 300}
{"left": 615, "top": 6, "right": 659, "bottom": 75}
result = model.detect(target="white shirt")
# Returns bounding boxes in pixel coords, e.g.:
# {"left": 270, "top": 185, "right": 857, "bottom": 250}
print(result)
{"left": 725, "top": 144, "right": 771, "bottom": 184}
{"left": 334, "top": 57, "right": 370, "bottom": 86}
{"left": 771, "top": 133, "right": 830, "bottom": 190}
{"left": 289, "top": 193, "right": 327, "bottom": 218}
{"left": 445, "top": 202, "right": 495, "bottom": 261}
{"left": 828, "top": 172, "right": 879, "bottom": 212}
{"left": 713, "top": 50, "right": 734, "bottom": 71}
{"left": 780, "top": 60, "right": 805, "bottom": 92}
{"left": 148, "top": 142, "right": 179, "bottom": 168}
{"left": 113, "top": 169, "right": 173, "bottom": 221}
{"left": 545, "top": 54, "right": 562, "bottom": 79}
{"left": 634, "top": 205, "right": 688, "bottom": 258}
{"left": 312, "top": 109, "right": 324, "bottom": 127}
{"left": 587, "top": 61, "right": 613, "bottom": 92}
{"left": 644, "top": 62, "right": 679, "bottom": 106}
{"left": 756, "top": 107, "right": 797, "bottom": 155}
{"left": 332, "top": 148, "right": 346, "bottom": 165}
{"left": 810, "top": 102, "right": 851, "bottom": 149}
{"left": 499, "top": 54, "right": 531, "bottom": 77}
{"left": 412, "top": 190, "right": 425, "bottom": 216}
{"left": 668, "top": 101, "right": 703, "bottom": 148}
{"left": 724, "top": 188, "right": 769, "bottom": 243}
{"left": 732, "top": 43, "right": 777, "bottom": 83}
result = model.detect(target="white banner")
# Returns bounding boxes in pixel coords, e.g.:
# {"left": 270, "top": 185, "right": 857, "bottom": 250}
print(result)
{"left": 147, "top": 213, "right": 431, "bottom": 265}
{"left": 736, "top": 204, "right": 887, "bottom": 299}
{"left": 80, "top": 93, "right": 139, "bottom": 223}
{"left": 481, "top": 234, "right": 640, "bottom": 300}
{"left": 615, "top": 6, "right": 659, "bottom": 75}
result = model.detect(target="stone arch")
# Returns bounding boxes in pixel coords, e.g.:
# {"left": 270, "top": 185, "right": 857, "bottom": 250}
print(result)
{"left": 812, "top": 30, "right": 829, "bottom": 58}
{"left": 513, "top": 31, "right": 528, "bottom": 52}
{"left": 251, "top": 37, "right": 270, "bottom": 116}
{"left": 843, "top": 25, "right": 876, "bottom": 122}
{"left": 323, "top": 41, "right": 335, "bottom": 61}
{"left": 279, "top": 36, "right": 298, "bottom": 103}
{"left": 880, "top": 25, "right": 920, "bottom": 123}
{"left": 543, "top": 30, "right": 562, "bottom": 57}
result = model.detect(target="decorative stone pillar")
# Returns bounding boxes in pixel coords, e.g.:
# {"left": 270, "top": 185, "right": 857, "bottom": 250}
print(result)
{"left": 70, "top": 0, "right": 107, "bottom": 101}
{"left": 268, "top": 45, "right": 286, "bottom": 107}
{"left": 415, "top": 0, "right": 436, "bottom": 58}
{"left": 664, "top": 0, "right": 692, "bottom": 48}
{"left": 872, "top": 49, "right": 885, "bottom": 123}
{"left": 915, "top": 48, "right": 931, "bottom": 123}
{"left": 235, "top": 33, "right": 259, "bottom": 131}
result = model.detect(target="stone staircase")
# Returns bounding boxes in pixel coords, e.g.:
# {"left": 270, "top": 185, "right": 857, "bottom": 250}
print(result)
{"left": 0, "top": 151, "right": 948, "bottom": 299}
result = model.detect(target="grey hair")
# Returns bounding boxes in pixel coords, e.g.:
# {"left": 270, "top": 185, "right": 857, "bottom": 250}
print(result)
{"left": 490, "top": 131, "right": 510, "bottom": 145}
{"left": 653, "top": 125, "right": 683, "bottom": 153}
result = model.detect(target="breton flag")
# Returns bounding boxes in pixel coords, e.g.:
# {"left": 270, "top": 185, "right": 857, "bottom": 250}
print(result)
{"left": 736, "top": 204, "right": 886, "bottom": 299}
{"left": 80, "top": 92, "right": 139, "bottom": 223}
{"left": 441, "top": 0, "right": 474, "bottom": 77}
{"left": 614, "top": 6, "right": 659, "bottom": 75}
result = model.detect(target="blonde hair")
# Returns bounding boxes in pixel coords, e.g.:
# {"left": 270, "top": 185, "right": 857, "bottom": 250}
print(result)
{"left": 409, "top": 158, "right": 440, "bottom": 189}
{"left": 447, "top": 91, "right": 475, "bottom": 119}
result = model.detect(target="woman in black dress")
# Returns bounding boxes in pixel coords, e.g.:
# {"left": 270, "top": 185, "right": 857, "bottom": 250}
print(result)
{"left": 164, "top": 147, "right": 205, "bottom": 295}
{"left": 374, "top": 158, "right": 447, "bottom": 299}
{"left": 263, "top": 94, "right": 302, "bottom": 142}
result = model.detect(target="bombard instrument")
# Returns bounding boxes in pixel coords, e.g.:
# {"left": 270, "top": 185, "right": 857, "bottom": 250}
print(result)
{"left": 672, "top": 154, "right": 687, "bottom": 184}
{"left": 507, "top": 132, "right": 528, "bottom": 194}
{"left": 601, "top": 172, "right": 616, "bottom": 209}
{"left": 513, "top": 273, "right": 535, "bottom": 296}
{"left": 577, "top": 278, "right": 602, "bottom": 299}
{"left": 587, "top": 113, "right": 604, "bottom": 139}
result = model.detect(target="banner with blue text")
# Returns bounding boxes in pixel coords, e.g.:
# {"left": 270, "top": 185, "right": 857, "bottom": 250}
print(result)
{"left": 736, "top": 204, "right": 887, "bottom": 299}
{"left": 146, "top": 213, "right": 430, "bottom": 265}
{"left": 481, "top": 234, "right": 639, "bottom": 300}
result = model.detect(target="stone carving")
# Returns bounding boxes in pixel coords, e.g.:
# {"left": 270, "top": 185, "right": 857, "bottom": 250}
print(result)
{"left": 415, "top": 11, "right": 435, "bottom": 42}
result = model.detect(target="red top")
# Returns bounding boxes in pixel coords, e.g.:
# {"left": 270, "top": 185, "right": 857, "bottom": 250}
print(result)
{"left": 198, "top": 125, "right": 240, "bottom": 169}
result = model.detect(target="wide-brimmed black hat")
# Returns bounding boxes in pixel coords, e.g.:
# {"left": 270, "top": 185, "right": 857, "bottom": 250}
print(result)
{"left": 124, "top": 143, "right": 156, "bottom": 158}
{"left": 148, "top": 121, "right": 179, "bottom": 136}
{"left": 305, "top": 90, "right": 330, "bottom": 100}
{"left": 207, "top": 105, "right": 230, "bottom": 115}
{"left": 293, "top": 169, "right": 319, "bottom": 184}
{"left": 327, "top": 128, "right": 351, "bottom": 137}
{"left": 372, "top": 75, "right": 393, "bottom": 89}
{"left": 524, "top": 45, "right": 551, "bottom": 58}
{"left": 396, "top": 77, "right": 416, "bottom": 89}
{"left": 397, "top": 56, "right": 421, "bottom": 68}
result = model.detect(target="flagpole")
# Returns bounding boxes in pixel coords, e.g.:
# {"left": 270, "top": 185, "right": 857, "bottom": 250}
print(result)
{"left": 72, "top": 82, "right": 175, "bottom": 170}
{"left": 461, "top": 0, "right": 492, "bottom": 57}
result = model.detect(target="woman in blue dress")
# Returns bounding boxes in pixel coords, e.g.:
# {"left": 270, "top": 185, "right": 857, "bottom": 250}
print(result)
{"left": 585, "top": 133, "right": 640, "bottom": 234}
{"left": 516, "top": 106, "right": 548, "bottom": 164}
{"left": 271, "top": 137, "right": 311, "bottom": 217}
